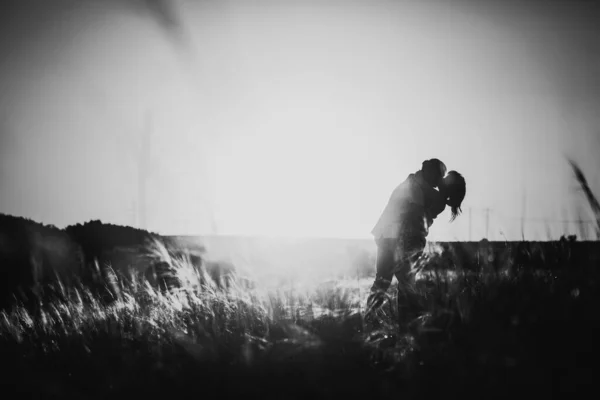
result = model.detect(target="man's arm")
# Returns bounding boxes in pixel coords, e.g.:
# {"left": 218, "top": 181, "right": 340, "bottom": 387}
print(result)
{"left": 367, "top": 238, "right": 396, "bottom": 311}
{"left": 371, "top": 268, "right": 394, "bottom": 293}
{"left": 370, "top": 238, "right": 396, "bottom": 292}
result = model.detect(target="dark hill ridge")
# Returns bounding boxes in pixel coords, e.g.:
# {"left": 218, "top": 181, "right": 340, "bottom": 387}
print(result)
{"left": 64, "top": 219, "right": 163, "bottom": 261}
{"left": 0, "top": 214, "right": 216, "bottom": 310}
{"left": 0, "top": 213, "right": 84, "bottom": 309}
{"left": 0, "top": 214, "right": 181, "bottom": 309}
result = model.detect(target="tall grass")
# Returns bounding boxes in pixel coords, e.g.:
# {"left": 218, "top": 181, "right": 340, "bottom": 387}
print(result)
{"left": 569, "top": 158, "right": 600, "bottom": 238}
{"left": 2, "top": 233, "right": 598, "bottom": 398}
{"left": 1, "top": 161, "right": 599, "bottom": 397}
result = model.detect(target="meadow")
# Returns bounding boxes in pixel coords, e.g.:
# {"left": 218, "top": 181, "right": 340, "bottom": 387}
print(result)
{"left": 0, "top": 161, "right": 598, "bottom": 398}
{"left": 0, "top": 235, "right": 598, "bottom": 399}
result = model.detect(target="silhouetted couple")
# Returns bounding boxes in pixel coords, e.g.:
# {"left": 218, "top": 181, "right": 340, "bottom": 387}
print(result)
{"left": 366, "top": 158, "right": 466, "bottom": 329}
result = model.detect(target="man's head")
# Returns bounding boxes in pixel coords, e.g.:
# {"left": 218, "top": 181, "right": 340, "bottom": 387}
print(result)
{"left": 421, "top": 158, "right": 447, "bottom": 188}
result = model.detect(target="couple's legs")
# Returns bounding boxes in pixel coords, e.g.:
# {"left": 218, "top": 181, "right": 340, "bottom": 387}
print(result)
{"left": 367, "top": 236, "right": 426, "bottom": 328}
{"left": 395, "top": 237, "right": 425, "bottom": 330}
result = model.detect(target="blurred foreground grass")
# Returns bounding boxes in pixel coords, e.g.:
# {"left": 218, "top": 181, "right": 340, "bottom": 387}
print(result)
{"left": 0, "top": 237, "right": 598, "bottom": 399}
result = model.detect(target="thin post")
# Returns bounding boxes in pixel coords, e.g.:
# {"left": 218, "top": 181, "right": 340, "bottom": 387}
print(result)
{"left": 138, "top": 112, "right": 153, "bottom": 230}
{"left": 468, "top": 207, "right": 472, "bottom": 242}
{"left": 521, "top": 189, "right": 526, "bottom": 241}
{"left": 484, "top": 208, "right": 491, "bottom": 240}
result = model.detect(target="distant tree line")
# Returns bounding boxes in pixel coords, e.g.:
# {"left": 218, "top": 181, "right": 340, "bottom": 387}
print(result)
{"left": 64, "top": 220, "right": 162, "bottom": 263}
{"left": 0, "top": 214, "right": 83, "bottom": 309}
{"left": 0, "top": 214, "right": 165, "bottom": 310}
{"left": 0, "top": 214, "right": 242, "bottom": 311}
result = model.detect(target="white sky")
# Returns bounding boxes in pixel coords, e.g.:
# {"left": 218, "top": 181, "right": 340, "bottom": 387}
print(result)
{"left": 1, "top": 0, "right": 599, "bottom": 241}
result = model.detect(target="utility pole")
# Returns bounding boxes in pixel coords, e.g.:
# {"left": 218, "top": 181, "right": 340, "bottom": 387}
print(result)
{"left": 130, "top": 199, "right": 137, "bottom": 227}
{"left": 138, "top": 112, "right": 153, "bottom": 231}
{"left": 576, "top": 216, "right": 587, "bottom": 240}
{"left": 484, "top": 208, "right": 491, "bottom": 240}
{"left": 211, "top": 214, "right": 219, "bottom": 236}
{"left": 521, "top": 188, "right": 526, "bottom": 241}
{"left": 468, "top": 207, "right": 472, "bottom": 242}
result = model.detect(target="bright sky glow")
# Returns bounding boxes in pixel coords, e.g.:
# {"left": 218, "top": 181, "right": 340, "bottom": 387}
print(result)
{"left": 1, "top": 0, "right": 599, "bottom": 241}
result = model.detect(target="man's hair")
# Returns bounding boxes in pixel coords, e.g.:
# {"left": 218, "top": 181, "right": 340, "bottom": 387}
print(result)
{"left": 421, "top": 159, "right": 447, "bottom": 186}
{"left": 443, "top": 171, "right": 466, "bottom": 222}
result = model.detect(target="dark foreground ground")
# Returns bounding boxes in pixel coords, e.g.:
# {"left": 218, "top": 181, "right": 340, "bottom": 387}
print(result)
{"left": 1, "top": 244, "right": 598, "bottom": 399}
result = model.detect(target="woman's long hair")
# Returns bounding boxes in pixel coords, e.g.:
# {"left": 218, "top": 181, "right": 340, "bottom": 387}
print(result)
{"left": 442, "top": 171, "right": 466, "bottom": 222}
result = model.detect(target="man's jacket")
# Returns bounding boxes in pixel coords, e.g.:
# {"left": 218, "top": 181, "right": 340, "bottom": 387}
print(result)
{"left": 371, "top": 171, "right": 445, "bottom": 240}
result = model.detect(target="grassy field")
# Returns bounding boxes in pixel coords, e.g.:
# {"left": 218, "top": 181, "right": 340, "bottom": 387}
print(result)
{"left": 1, "top": 237, "right": 598, "bottom": 399}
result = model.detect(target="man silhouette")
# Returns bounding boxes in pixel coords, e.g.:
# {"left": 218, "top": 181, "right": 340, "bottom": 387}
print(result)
{"left": 366, "top": 159, "right": 447, "bottom": 326}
